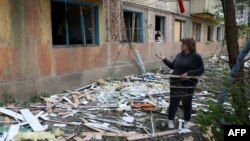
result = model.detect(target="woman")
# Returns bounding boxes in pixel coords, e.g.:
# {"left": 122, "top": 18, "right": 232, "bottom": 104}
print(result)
{"left": 155, "top": 38, "right": 204, "bottom": 129}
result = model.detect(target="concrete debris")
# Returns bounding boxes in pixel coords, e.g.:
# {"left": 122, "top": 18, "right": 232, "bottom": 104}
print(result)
{"left": 0, "top": 56, "right": 240, "bottom": 140}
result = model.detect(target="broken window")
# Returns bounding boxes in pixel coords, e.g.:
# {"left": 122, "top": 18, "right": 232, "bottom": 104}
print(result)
{"left": 124, "top": 11, "right": 144, "bottom": 43}
{"left": 192, "top": 22, "right": 201, "bottom": 42}
{"left": 51, "top": 0, "right": 99, "bottom": 47}
{"left": 217, "top": 27, "right": 222, "bottom": 41}
{"left": 155, "top": 16, "right": 165, "bottom": 42}
{"left": 207, "top": 26, "right": 214, "bottom": 42}
{"left": 174, "top": 20, "right": 186, "bottom": 42}
{"left": 236, "top": 5, "right": 244, "bottom": 18}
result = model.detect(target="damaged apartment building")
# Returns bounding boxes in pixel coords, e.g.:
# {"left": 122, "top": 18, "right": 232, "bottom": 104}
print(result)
{"left": 0, "top": 0, "right": 224, "bottom": 98}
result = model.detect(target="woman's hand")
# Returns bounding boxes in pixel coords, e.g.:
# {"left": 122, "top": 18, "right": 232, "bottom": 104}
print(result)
{"left": 155, "top": 53, "right": 164, "bottom": 60}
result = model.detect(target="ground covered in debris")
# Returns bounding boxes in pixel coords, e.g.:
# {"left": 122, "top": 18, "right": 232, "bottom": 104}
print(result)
{"left": 1, "top": 54, "right": 247, "bottom": 141}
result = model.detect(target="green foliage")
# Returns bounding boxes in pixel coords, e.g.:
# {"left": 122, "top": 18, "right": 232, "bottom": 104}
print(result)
{"left": 0, "top": 93, "right": 15, "bottom": 106}
{"left": 238, "top": 24, "right": 248, "bottom": 39}
{"left": 20, "top": 92, "right": 50, "bottom": 106}
{"left": 236, "top": 0, "right": 248, "bottom": 3}
{"left": 213, "top": 4, "right": 224, "bottom": 24}
{"left": 197, "top": 77, "right": 250, "bottom": 141}
{"left": 29, "top": 92, "right": 50, "bottom": 103}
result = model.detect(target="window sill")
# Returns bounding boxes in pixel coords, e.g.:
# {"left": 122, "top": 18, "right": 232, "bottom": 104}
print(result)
{"left": 205, "top": 41, "right": 214, "bottom": 44}
{"left": 53, "top": 44, "right": 99, "bottom": 48}
{"left": 129, "top": 42, "right": 144, "bottom": 44}
{"left": 155, "top": 41, "right": 166, "bottom": 43}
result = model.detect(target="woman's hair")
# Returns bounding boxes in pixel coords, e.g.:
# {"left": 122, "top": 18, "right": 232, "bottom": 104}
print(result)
{"left": 181, "top": 38, "right": 196, "bottom": 53}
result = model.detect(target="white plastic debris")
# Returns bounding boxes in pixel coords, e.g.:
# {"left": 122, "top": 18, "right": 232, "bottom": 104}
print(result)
{"left": 53, "top": 124, "right": 67, "bottom": 128}
{"left": 177, "top": 128, "right": 192, "bottom": 134}
{"left": 81, "top": 100, "right": 89, "bottom": 105}
{"left": 122, "top": 116, "right": 135, "bottom": 123}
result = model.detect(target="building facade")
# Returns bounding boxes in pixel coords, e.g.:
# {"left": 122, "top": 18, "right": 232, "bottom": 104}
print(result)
{"left": 0, "top": 0, "right": 224, "bottom": 98}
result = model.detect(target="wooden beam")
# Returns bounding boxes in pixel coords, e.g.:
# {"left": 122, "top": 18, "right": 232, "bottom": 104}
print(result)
{"left": 46, "top": 101, "right": 52, "bottom": 113}
{"left": 46, "top": 98, "right": 64, "bottom": 111}
{"left": 47, "top": 119, "right": 82, "bottom": 126}
{"left": 126, "top": 129, "right": 177, "bottom": 141}
{"left": 73, "top": 95, "right": 80, "bottom": 105}
{"left": 82, "top": 132, "right": 102, "bottom": 141}
{"left": 80, "top": 118, "right": 105, "bottom": 133}
{"left": 82, "top": 132, "right": 138, "bottom": 137}
{"left": 73, "top": 136, "right": 83, "bottom": 141}
{"left": 159, "top": 74, "right": 209, "bottom": 79}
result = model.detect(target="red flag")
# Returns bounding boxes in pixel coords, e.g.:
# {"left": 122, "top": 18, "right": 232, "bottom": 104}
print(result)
{"left": 178, "top": 0, "right": 185, "bottom": 14}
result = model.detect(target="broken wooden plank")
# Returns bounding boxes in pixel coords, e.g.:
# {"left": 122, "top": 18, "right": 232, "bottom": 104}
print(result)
{"left": 82, "top": 132, "right": 138, "bottom": 137}
{"left": 46, "top": 101, "right": 53, "bottom": 113}
{"left": 65, "top": 134, "right": 76, "bottom": 141}
{"left": 75, "top": 82, "right": 97, "bottom": 92}
{"left": 159, "top": 74, "right": 209, "bottom": 79}
{"left": 80, "top": 118, "right": 105, "bottom": 133}
{"left": 63, "top": 96, "right": 78, "bottom": 108}
{"left": 0, "top": 107, "right": 25, "bottom": 121}
{"left": 46, "top": 97, "right": 64, "bottom": 111}
{"left": 126, "top": 129, "right": 177, "bottom": 141}
{"left": 83, "top": 116, "right": 134, "bottom": 127}
{"left": 85, "top": 123, "right": 125, "bottom": 133}
{"left": 20, "top": 109, "right": 45, "bottom": 132}
{"left": 84, "top": 123, "right": 105, "bottom": 133}
{"left": 73, "top": 136, "right": 84, "bottom": 141}
{"left": 80, "top": 118, "right": 89, "bottom": 124}
{"left": 82, "top": 132, "right": 102, "bottom": 141}
{"left": 83, "top": 135, "right": 93, "bottom": 141}
{"left": 78, "top": 105, "right": 118, "bottom": 109}
{"left": 78, "top": 92, "right": 94, "bottom": 101}
{"left": 47, "top": 119, "right": 82, "bottom": 126}
{"left": 72, "top": 95, "right": 80, "bottom": 105}
{"left": 65, "top": 90, "right": 81, "bottom": 95}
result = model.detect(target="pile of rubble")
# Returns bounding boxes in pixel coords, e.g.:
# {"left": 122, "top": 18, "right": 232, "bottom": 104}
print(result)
{"left": 0, "top": 56, "right": 234, "bottom": 141}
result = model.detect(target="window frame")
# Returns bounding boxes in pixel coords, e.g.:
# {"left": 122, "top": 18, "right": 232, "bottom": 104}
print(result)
{"left": 236, "top": 5, "right": 244, "bottom": 18}
{"left": 123, "top": 10, "right": 144, "bottom": 43}
{"left": 174, "top": 19, "right": 186, "bottom": 42}
{"left": 207, "top": 25, "right": 214, "bottom": 42}
{"left": 217, "top": 27, "right": 222, "bottom": 41}
{"left": 155, "top": 15, "right": 166, "bottom": 42}
{"left": 192, "top": 22, "right": 201, "bottom": 42}
{"left": 51, "top": 0, "right": 99, "bottom": 48}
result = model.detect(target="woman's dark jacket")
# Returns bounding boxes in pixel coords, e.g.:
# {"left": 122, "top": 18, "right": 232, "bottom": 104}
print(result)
{"left": 163, "top": 52, "right": 204, "bottom": 94}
